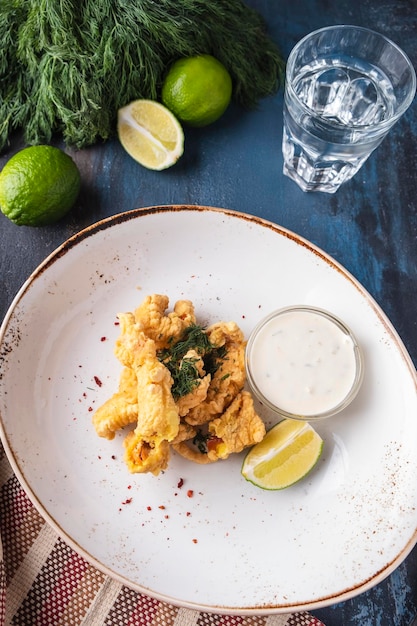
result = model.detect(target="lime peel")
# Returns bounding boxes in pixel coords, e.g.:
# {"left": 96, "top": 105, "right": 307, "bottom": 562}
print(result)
{"left": 161, "top": 54, "right": 232, "bottom": 127}
{"left": 241, "top": 419, "right": 323, "bottom": 490}
{"left": 0, "top": 145, "right": 80, "bottom": 227}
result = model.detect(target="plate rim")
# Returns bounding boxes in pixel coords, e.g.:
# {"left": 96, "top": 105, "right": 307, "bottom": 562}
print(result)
{"left": 1, "top": 204, "right": 417, "bottom": 615}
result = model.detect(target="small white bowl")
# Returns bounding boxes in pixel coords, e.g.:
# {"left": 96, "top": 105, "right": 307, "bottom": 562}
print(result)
{"left": 246, "top": 306, "right": 364, "bottom": 421}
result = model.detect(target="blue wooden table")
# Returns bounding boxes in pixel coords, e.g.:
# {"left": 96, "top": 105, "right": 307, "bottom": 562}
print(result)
{"left": 1, "top": 1, "right": 416, "bottom": 624}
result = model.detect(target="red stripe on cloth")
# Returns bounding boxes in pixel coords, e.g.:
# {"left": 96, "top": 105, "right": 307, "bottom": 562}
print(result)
{"left": 126, "top": 592, "right": 160, "bottom": 626}
{"left": 0, "top": 475, "right": 45, "bottom": 582}
{"left": 33, "top": 549, "right": 89, "bottom": 626}
{"left": 1, "top": 476, "right": 33, "bottom": 537}
{"left": 105, "top": 586, "right": 160, "bottom": 626}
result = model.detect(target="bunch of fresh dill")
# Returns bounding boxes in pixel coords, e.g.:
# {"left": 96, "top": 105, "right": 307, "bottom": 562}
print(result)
{"left": 0, "top": 0, "right": 284, "bottom": 152}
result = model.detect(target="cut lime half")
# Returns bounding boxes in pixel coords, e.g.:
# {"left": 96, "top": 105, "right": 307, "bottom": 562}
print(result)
{"left": 117, "top": 99, "right": 184, "bottom": 170}
{"left": 241, "top": 419, "right": 323, "bottom": 490}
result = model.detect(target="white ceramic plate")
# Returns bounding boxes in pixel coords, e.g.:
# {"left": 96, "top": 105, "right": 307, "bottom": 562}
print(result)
{"left": 1, "top": 206, "right": 417, "bottom": 614}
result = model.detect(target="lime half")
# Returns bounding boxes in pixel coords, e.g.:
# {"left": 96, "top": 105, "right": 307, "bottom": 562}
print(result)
{"left": 241, "top": 419, "right": 323, "bottom": 490}
{"left": 117, "top": 99, "right": 184, "bottom": 170}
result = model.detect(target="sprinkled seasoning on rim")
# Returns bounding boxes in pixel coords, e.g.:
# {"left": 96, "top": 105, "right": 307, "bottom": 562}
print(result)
{"left": 246, "top": 306, "right": 364, "bottom": 421}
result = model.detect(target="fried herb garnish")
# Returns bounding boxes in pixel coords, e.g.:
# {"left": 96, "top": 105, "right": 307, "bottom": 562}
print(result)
{"left": 169, "top": 357, "right": 201, "bottom": 401}
{"left": 158, "top": 324, "right": 213, "bottom": 364}
{"left": 192, "top": 429, "right": 211, "bottom": 454}
{"left": 157, "top": 324, "right": 226, "bottom": 400}
{"left": 204, "top": 344, "right": 227, "bottom": 377}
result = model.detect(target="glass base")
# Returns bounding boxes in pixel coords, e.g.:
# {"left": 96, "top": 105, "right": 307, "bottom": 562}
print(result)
{"left": 283, "top": 162, "right": 342, "bottom": 193}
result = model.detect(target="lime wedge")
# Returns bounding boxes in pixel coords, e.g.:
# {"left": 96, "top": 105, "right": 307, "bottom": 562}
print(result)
{"left": 241, "top": 419, "right": 323, "bottom": 490}
{"left": 117, "top": 100, "right": 184, "bottom": 170}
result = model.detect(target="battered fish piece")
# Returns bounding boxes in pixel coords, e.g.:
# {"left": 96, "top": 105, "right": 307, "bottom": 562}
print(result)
{"left": 172, "top": 440, "right": 215, "bottom": 464}
{"left": 185, "top": 321, "right": 246, "bottom": 426}
{"left": 171, "top": 421, "right": 197, "bottom": 445}
{"left": 206, "top": 391, "right": 266, "bottom": 461}
{"left": 173, "top": 392, "right": 265, "bottom": 464}
{"left": 123, "top": 337, "right": 179, "bottom": 473}
{"left": 92, "top": 367, "right": 138, "bottom": 439}
{"left": 124, "top": 432, "right": 170, "bottom": 475}
{"left": 114, "top": 312, "right": 147, "bottom": 368}
{"left": 103, "top": 308, "right": 180, "bottom": 474}
{"left": 112, "top": 311, "right": 180, "bottom": 442}
{"left": 134, "top": 294, "right": 196, "bottom": 349}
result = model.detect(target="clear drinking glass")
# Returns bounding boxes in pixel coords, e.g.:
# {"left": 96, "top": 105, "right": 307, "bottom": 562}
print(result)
{"left": 282, "top": 25, "right": 416, "bottom": 193}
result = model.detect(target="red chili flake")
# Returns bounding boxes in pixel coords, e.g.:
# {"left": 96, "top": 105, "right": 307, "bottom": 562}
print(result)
{"left": 127, "top": 485, "right": 132, "bottom": 490}
{"left": 100, "top": 336, "right": 107, "bottom": 342}
{"left": 187, "top": 490, "right": 194, "bottom": 498}
{"left": 97, "top": 456, "right": 102, "bottom": 460}
{"left": 122, "top": 498, "right": 132, "bottom": 505}
{"left": 186, "top": 512, "right": 191, "bottom": 517}
{"left": 111, "top": 455, "right": 116, "bottom": 460}
{"left": 114, "top": 321, "right": 120, "bottom": 326}
{"left": 159, "top": 505, "right": 166, "bottom": 510}
{"left": 88, "top": 407, "right": 93, "bottom": 412}
{"left": 83, "top": 392, "right": 87, "bottom": 398}
{"left": 192, "top": 538, "right": 198, "bottom": 544}
{"left": 164, "top": 515, "right": 169, "bottom": 519}
{"left": 242, "top": 314, "right": 246, "bottom": 318}
{"left": 177, "top": 478, "right": 184, "bottom": 489}
{"left": 94, "top": 376, "right": 103, "bottom": 387}
{"left": 147, "top": 506, "right": 152, "bottom": 511}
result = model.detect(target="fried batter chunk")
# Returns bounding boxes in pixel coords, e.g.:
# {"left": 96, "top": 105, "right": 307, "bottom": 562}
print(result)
{"left": 206, "top": 391, "right": 266, "bottom": 460}
{"left": 92, "top": 367, "right": 138, "bottom": 439}
{"left": 185, "top": 321, "right": 246, "bottom": 426}
{"left": 134, "top": 294, "right": 196, "bottom": 349}
{"left": 173, "top": 391, "right": 265, "bottom": 464}
{"left": 94, "top": 308, "right": 180, "bottom": 474}
{"left": 122, "top": 325, "right": 179, "bottom": 474}
{"left": 171, "top": 421, "right": 197, "bottom": 445}
{"left": 124, "top": 433, "right": 170, "bottom": 475}
{"left": 92, "top": 294, "right": 267, "bottom": 476}
{"left": 172, "top": 440, "right": 215, "bottom": 464}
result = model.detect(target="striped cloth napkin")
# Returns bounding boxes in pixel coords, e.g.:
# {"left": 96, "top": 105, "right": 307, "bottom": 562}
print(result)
{"left": 0, "top": 447, "right": 325, "bottom": 626}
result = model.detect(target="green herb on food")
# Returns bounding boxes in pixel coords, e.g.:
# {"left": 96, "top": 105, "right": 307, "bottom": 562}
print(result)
{"left": 0, "top": 0, "right": 285, "bottom": 153}
{"left": 169, "top": 357, "right": 201, "bottom": 401}
{"left": 157, "top": 324, "right": 227, "bottom": 401}
{"left": 158, "top": 324, "right": 213, "bottom": 365}
{"left": 192, "top": 429, "right": 211, "bottom": 454}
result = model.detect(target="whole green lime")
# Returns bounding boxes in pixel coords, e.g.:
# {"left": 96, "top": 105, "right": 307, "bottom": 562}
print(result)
{"left": 161, "top": 54, "right": 232, "bottom": 127}
{"left": 0, "top": 145, "right": 81, "bottom": 226}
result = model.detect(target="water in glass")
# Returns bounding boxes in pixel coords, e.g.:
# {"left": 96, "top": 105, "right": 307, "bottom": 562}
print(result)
{"left": 283, "top": 56, "right": 397, "bottom": 192}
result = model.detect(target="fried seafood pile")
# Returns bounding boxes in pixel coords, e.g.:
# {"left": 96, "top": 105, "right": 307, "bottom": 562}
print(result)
{"left": 92, "top": 295, "right": 265, "bottom": 475}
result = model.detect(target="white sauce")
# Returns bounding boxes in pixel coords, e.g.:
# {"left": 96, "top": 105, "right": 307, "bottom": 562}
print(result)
{"left": 249, "top": 309, "right": 358, "bottom": 416}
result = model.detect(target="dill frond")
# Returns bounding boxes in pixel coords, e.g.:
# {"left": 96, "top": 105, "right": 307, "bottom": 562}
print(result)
{"left": 0, "top": 0, "right": 284, "bottom": 152}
